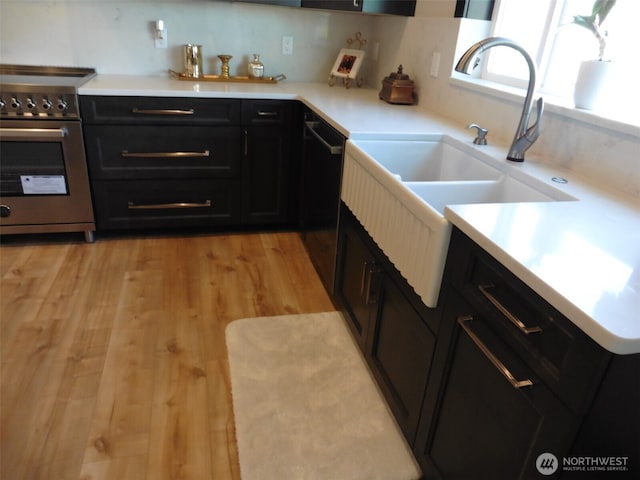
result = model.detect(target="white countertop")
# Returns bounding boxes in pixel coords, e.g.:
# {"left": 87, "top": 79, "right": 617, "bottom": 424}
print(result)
{"left": 80, "top": 75, "right": 640, "bottom": 354}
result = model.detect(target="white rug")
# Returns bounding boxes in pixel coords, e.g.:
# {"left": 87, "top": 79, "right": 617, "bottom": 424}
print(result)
{"left": 226, "top": 311, "right": 422, "bottom": 480}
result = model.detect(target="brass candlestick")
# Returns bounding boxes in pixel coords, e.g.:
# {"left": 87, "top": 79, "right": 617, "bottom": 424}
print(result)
{"left": 218, "top": 54, "right": 232, "bottom": 79}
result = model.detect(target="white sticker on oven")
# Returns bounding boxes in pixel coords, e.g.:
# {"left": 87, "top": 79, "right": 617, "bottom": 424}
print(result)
{"left": 20, "top": 175, "right": 67, "bottom": 194}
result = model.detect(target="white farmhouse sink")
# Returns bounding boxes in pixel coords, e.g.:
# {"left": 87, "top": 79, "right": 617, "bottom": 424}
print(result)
{"left": 351, "top": 136, "right": 501, "bottom": 181}
{"left": 341, "top": 135, "right": 576, "bottom": 308}
{"left": 405, "top": 176, "right": 565, "bottom": 215}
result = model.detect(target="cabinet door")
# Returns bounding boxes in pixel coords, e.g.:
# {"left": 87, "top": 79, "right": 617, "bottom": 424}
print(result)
{"left": 419, "top": 292, "right": 580, "bottom": 480}
{"left": 241, "top": 125, "right": 292, "bottom": 225}
{"left": 367, "top": 276, "right": 435, "bottom": 444}
{"left": 234, "top": 0, "right": 300, "bottom": 6}
{"left": 301, "top": 0, "right": 415, "bottom": 15}
{"left": 335, "top": 215, "right": 380, "bottom": 351}
{"left": 301, "top": 0, "right": 362, "bottom": 12}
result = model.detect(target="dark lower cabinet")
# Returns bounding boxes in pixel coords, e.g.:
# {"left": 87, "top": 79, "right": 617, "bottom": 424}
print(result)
{"left": 337, "top": 216, "right": 639, "bottom": 479}
{"left": 335, "top": 211, "right": 378, "bottom": 350}
{"left": 336, "top": 203, "right": 438, "bottom": 443}
{"left": 413, "top": 227, "right": 639, "bottom": 479}
{"left": 91, "top": 179, "right": 242, "bottom": 230}
{"left": 416, "top": 291, "right": 581, "bottom": 480}
{"left": 81, "top": 96, "right": 299, "bottom": 231}
{"left": 241, "top": 100, "right": 297, "bottom": 225}
{"left": 368, "top": 274, "right": 435, "bottom": 443}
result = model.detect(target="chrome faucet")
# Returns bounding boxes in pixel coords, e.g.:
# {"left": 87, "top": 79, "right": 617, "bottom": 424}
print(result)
{"left": 455, "top": 37, "right": 544, "bottom": 162}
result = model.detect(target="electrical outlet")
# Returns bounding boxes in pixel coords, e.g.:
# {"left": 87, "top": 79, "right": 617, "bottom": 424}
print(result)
{"left": 282, "top": 36, "right": 293, "bottom": 56}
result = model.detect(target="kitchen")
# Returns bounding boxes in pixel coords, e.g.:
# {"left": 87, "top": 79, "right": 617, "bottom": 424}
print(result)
{"left": 1, "top": 1, "right": 639, "bottom": 479}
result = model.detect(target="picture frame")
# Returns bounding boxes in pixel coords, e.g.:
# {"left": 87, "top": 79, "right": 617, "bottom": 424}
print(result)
{"left": 330, "top": 48, "right": 365, "bottom": 79}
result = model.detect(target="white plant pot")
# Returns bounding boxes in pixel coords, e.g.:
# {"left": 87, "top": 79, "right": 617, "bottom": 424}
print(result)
{"left": 573, "top": 60, "right": 613, "bottom": 110}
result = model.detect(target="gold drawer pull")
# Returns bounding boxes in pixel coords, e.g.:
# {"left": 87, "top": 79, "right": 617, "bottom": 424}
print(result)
{"left": 127, "top": 200, "right": 212, "bottom": 210}
{"left": 478, "top": 284, "right": 542, "bottom": 334}
{"left": 458, "top": 315, "right": 533, "bottom": 389}
{"left": 131, "top": 108, "right": 194, "bottom": 115}
{"left": 121, "top": 150, "right": 210, "bottom": 159}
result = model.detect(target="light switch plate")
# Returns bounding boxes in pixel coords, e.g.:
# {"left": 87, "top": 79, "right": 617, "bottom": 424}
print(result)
{"left": 430, "top": 51, "right": 440, "bottom": 78}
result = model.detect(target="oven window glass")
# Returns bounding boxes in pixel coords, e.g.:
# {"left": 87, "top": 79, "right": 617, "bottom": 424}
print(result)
{"left": 0, "top": 141, "right": 69, "bottom": 196}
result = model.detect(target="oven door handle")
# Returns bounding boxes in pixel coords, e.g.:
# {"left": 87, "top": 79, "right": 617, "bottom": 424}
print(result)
{"left": 0, "top": 127, "right": 67, "bottom": 139}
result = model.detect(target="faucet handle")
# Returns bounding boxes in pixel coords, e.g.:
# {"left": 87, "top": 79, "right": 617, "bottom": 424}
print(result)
{"left": 525, "top": 97, "right": 544, "bottom": 141}
{"left": 467, "top": 123, "right": 488, "bottom": 145}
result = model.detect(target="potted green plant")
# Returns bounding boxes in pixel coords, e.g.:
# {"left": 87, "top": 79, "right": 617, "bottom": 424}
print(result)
{"left": 572, "top": 0, "right": 617, "bottom": 109}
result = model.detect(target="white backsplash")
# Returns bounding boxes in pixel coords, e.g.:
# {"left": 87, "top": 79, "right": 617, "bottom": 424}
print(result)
{"left": 0, "top": 0, "right": 375, "bottom": 81}
{"left": 1, "top": 0, "right": 637, "bottom": 198}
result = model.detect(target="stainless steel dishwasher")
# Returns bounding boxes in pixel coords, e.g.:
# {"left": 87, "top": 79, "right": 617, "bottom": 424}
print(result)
{"left": 300, "top": 108, "right": 345, "bottom": 295}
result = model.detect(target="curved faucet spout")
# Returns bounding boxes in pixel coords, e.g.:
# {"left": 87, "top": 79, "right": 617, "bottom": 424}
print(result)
{"left": 455, "top": 37, "right": 543, "bottom": 162}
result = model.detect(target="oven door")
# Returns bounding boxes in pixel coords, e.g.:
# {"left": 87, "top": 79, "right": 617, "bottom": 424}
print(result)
{"left": 0, "top": 119, "right": 95, "bottom": 236}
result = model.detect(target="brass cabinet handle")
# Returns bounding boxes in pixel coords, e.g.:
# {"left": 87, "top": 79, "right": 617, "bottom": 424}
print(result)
{"left": 121, "top": 150, "right": 210, "bottom": 159}
{"left": 131, "top": 108, "right": 194, "bottom": 115}
{"left": 458, "top": 315, "right": 533, "bottom": 389}
{"left": 360, "top": 261, "right": 381, "bottom": 305}
{"left": 127, "top": 200, "right": 212, "bottom": 210}
{"left": 478, "top": 284, "right": 542, "bottom": 334}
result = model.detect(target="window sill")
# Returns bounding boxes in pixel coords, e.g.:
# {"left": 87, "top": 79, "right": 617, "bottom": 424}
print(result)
{"left": 449, "top": 74, "right": 640, "bottom": 138}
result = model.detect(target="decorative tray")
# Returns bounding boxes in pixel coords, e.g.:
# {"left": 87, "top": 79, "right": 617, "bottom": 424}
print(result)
{"left": 169, "top": 69, "right": 285, "bottom": 84}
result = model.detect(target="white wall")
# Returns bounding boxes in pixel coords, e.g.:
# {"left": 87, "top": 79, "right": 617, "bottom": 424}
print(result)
{"left": 0, "top": 0, "right": 376, "bottom": 81}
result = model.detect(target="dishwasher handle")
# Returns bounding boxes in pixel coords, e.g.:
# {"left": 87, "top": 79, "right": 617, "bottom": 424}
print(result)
{"left": 305, "top": 121, "right": 343, "bottom": 155}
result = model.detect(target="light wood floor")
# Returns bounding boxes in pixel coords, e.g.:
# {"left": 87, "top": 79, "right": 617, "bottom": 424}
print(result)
{"left": 0, "top": 230, "right": 334, "bottom": 480}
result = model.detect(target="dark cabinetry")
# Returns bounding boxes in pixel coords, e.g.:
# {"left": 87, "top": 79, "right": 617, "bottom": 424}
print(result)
{"left": 416, "top": 290, "right": 583, "bottom": 479}
{"left": 336, "top": 217, "right": 639, "bottom": 479}
{"left": 234, "top": 0, "right": 415, "bottom": 16}
{"left": 336, "top": 203, "right": 438, "bottom": 443}
{"left": 235, "top": 0, "right": 301, "bottom": 6}
{"left": 301, "top": 0, "right": 415, "bottom": 15}
{"left": 81, "top": 96, "right": 298, "bottom": 231}
{"left": 241, "top": 100, "right": 296, "bottom": 225}
{"left": 300, "top": 110, "right": 345, "bottom": 294}
{"left": 415, "top": 227, "right": 639, "bottom": 479}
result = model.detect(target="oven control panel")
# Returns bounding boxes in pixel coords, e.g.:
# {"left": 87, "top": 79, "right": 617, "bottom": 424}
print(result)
{"left": 0, "top": 91, "right": 79, "bottom": 118}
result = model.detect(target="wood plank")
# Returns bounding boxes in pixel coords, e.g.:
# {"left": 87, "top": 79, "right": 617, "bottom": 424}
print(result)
{"left": 1, "top": 231, "right": 334, "bottom": 480}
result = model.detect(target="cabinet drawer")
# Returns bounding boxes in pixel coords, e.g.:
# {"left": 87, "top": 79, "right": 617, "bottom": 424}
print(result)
{"left": 84, "top": 126, "right": 242, "bottom": 179}
{"left": 91, "top": 179, "right": 241, "bottom": 230}
{"left": 80, "top": 96, "right": 241, "bottom": 125}
{"left": 447, "top": 228, "right": 609, "bottom": 414}
{"left": 424, "top": 290, "right": 581, "bottom": 480}
{"left": 241, "top": 99, "right": 293, "bottom": 125}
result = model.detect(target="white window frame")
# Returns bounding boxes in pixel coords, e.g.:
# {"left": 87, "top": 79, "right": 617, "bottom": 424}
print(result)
{"left": 465, "top": 0, "right": 640, "bottom": 132}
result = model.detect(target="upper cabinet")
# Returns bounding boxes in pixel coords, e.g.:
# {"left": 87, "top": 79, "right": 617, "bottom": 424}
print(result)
{"left": 234, "top": 0, "right": 415, "bottom": 16}
{"left": 454, "top": 0, "right": 495, "bottom": 20}
{"left": 234, "top": 0, "right": 301, "bottom": 6}
{"left": 302, "top": 0, "right": 415, "bottom": 16}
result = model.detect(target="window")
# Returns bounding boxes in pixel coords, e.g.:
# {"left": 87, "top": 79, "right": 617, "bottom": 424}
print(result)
{"left": 482, "top": 0, "right": 638, "bottom": 119}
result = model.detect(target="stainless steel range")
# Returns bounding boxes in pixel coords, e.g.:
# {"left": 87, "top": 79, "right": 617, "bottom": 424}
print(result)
{"left": 0, "top": 64, "right": 97, "bottom": 242}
